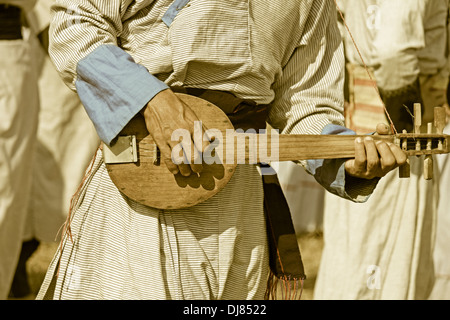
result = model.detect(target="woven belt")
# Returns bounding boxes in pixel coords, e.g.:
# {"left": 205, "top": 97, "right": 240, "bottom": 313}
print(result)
{"left": 0, "top": 4, "right": 22, "bottom": 40}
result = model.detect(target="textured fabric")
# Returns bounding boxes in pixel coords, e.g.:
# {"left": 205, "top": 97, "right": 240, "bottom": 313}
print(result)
{"left": 40, "top": 151, "right": 268, "bottom": 300}
{"left": 339, "top": 0, "right": 449, "bottom": 91}
{"left": 315, "top": 156, "right": 438, "bottom": 299}
{"left": 37, "top": 0, "right": 379, "bottom": 300}
{"left": 48, "top": 0, "right": 346, "bottom": 133}
{"left": 162, "top": 0, "right": 190, "bottom": 26}
{"left": 345, "top": 63, "right": 388, "bottom": 134}
{"left": 22, "top": 24, "right": 100, "bottom": 243}
{"left": 75, "top": 45, "right": 169, "bottom": 145}
{"left": 315, "top": 1, "right": 447, "bottom": 299}
{"left": 272, "top": 161, "right": 325, "bottom": 234}
{"left": 429, "top": 122, "right": 450, "bottom": 299}
{"left": 0, "top": 28, "right": 39, "bottom": 299}
{"left": 378, "top": 78, "right": 423, "bottom": 133}
{"left": 49, "top": 0, "right": 379, "bottom": 201}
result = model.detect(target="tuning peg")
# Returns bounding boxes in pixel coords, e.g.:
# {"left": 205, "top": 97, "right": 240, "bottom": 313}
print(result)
{"left": 399, "top": 159, "right": 411, "bottom": 178}
{"left": 424, "top": 155, "right": 433, "bottom": 180}
{"left": 424, "top": 122, "right": 433, "bottom": 180}
{"left": 399, "top": 129, "right": 410, "bottom": 178}
{"left": 435, "top": 106, "right": 446, "bottom": 151}
{"left": 414, "top": 103, "right": 422, "bottom": 134}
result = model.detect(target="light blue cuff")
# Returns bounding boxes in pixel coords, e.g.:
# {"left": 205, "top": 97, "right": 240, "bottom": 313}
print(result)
{"left": 75, "top": 44, "right": 169, "bottom": 145}
{"left": 306, "top": 124, "right": 378, "bottom": 202}
{"left": 162, "top": 0, "right": 190, "bottom": 26}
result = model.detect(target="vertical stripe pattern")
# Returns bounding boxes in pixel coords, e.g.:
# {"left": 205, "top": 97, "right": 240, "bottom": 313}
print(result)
{"left": 37, "top": 0, "right": 355, "bottom": 300}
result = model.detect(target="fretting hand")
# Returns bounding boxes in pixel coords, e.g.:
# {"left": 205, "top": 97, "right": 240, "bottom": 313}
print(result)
{"left": 344, "top": 123, "right": 407, "bottom": 179}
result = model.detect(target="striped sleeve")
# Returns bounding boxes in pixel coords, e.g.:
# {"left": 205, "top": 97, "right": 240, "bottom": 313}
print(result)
{"left": 49, "top": 0, "right": 127, "bottom": 89}
{"left": 269, "top": 0, "right": 378, "bottom": 203}
{"left": 49, "top": 0, "right": 168, "bottom": 145}
{"left": 268, "top": 0, "right": 345, "bottom": 136}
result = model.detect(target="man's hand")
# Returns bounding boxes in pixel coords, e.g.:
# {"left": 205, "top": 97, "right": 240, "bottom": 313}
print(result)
{"left": 141, "top": 89, "right": 210, "bottom": 176}
{"left": 344, "top": 123, "right": 408, "bottom": 179}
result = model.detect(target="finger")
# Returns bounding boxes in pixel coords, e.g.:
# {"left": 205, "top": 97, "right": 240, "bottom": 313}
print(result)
{"left": 387, "top": 142, "right": 408, "bottom": 166}
{"left": 186, "top": 140, "right": 203, "bottom": 174}
{"left": 160, "top": 144, "right": 179, "bottom": 175}
{"left": 353, "top": 137, "right": 367, "bottom": 169}
{"left": 192, "top": 120, "right": 210, "bottom": 153}
{"left": 375, "top": 123, "right": 391, "bottom": 135}
{"left": 375, "top": 140, "right": 396, "bottom": 172}
{"left": 175, "top": 141, "right": 197, "bottom": 176}
{"left": 184, "top": 105, "right": 210, "bottom": 154}
{"left": 178, "top": 162, "right": 193, "bottom": 177}
{"left": 363, "top": 136, "right": 380, "bottom": 172}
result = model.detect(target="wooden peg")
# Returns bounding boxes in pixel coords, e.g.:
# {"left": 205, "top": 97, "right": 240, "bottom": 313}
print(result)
{"left": 424, "top": 122, "right": 433, "bottom": 180}
{"left": 424, "top": 155, "right": 433, "bottom": 180}
{"left": 399, "top": 129, "right": 410, "bottom": 178}
{"left": 435, "top": 107, "right": 446, "bottom": 150}
{"left": 414, "top": 103, "right": 422, "bottom": 153}
{"left": 399, "top": 158, "right": 411, "bottom": 178}
{"left": 427, "top": 122, "right": 433, "bottom": 150}
{"left": 414, "top": 103, "right": 422, "bottom": 134}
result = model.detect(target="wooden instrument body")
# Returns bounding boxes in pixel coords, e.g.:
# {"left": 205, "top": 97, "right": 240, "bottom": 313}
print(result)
{"left": 103, "top": 94, "right": 449, "bottom": 209}
{"left": 104, "top": 94, "right": 237, "bottom": 209}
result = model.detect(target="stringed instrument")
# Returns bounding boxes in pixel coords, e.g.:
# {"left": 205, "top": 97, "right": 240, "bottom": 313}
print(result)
{"left": 103, "top": 93, "right": 449, "bottom": 210}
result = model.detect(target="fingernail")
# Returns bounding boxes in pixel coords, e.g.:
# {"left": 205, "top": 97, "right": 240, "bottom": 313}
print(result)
{"left": 356, "top": 137, "right": 363, "bottom": 143}
{"left": 364, "top": 136, "right": 373, "bottom": 142}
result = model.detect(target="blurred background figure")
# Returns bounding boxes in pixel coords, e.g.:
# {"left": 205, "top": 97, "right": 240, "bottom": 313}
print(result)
{"left": 314, "top": 0, "right": 449, "bottom": 300}
{"left": 428, "top": 51, "right": 450, "bottom": 299}
{"left": 0, "top": 0, "right": 40, "bottom": 300}
{"left": 272, "top": 162, "right": 324, "bottom": 235}
{"left": 1, "top": 0, "right": 99, "bottom": 299}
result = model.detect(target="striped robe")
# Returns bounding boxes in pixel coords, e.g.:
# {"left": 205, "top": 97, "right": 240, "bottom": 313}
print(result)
{"left": 37, "top": 0, "right": 370, "bottom": 300}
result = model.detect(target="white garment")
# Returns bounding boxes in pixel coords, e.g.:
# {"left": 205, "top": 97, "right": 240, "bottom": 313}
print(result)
{"left": 23, "top": 28, "right": 99, "bottom": 243}
{"left": 315, "top": 157, "right": 438, "bottom": 299}
{"left": 339, "top": 0, "right": 449, "bottom": 91}
{"left": 0, "top": 0, "right": 99, "bottom": 299}
{"left": 314, "top": 0, "right": 447, "bottom": 300}
{"left": 429, "top": 122, "right": 450, "bottom": 299}
{"left": 0, "top": 30, "right": 40, "bottom": 299}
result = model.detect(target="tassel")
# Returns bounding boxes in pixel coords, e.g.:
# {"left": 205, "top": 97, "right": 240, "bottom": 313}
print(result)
{"left": 262, "top": 164, "right": 306, "bottom": 300}
{"left": 55, "top": 145, "right": 101, "bottom": 277}
{"left": 265, "top": 270, "right": 304, "bottom": 300}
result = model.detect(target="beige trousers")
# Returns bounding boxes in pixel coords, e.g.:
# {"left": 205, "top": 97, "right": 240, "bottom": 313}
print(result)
{"left": 23, "top": 37, "right": 99, "bottom": 243}
{"left": 0, "top": 32, "right": 40, "bottom": 299}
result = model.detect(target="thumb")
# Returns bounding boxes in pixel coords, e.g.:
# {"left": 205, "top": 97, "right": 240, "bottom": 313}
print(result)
{"left": 375, "top": 123, "right": 392, "bottom": 135}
